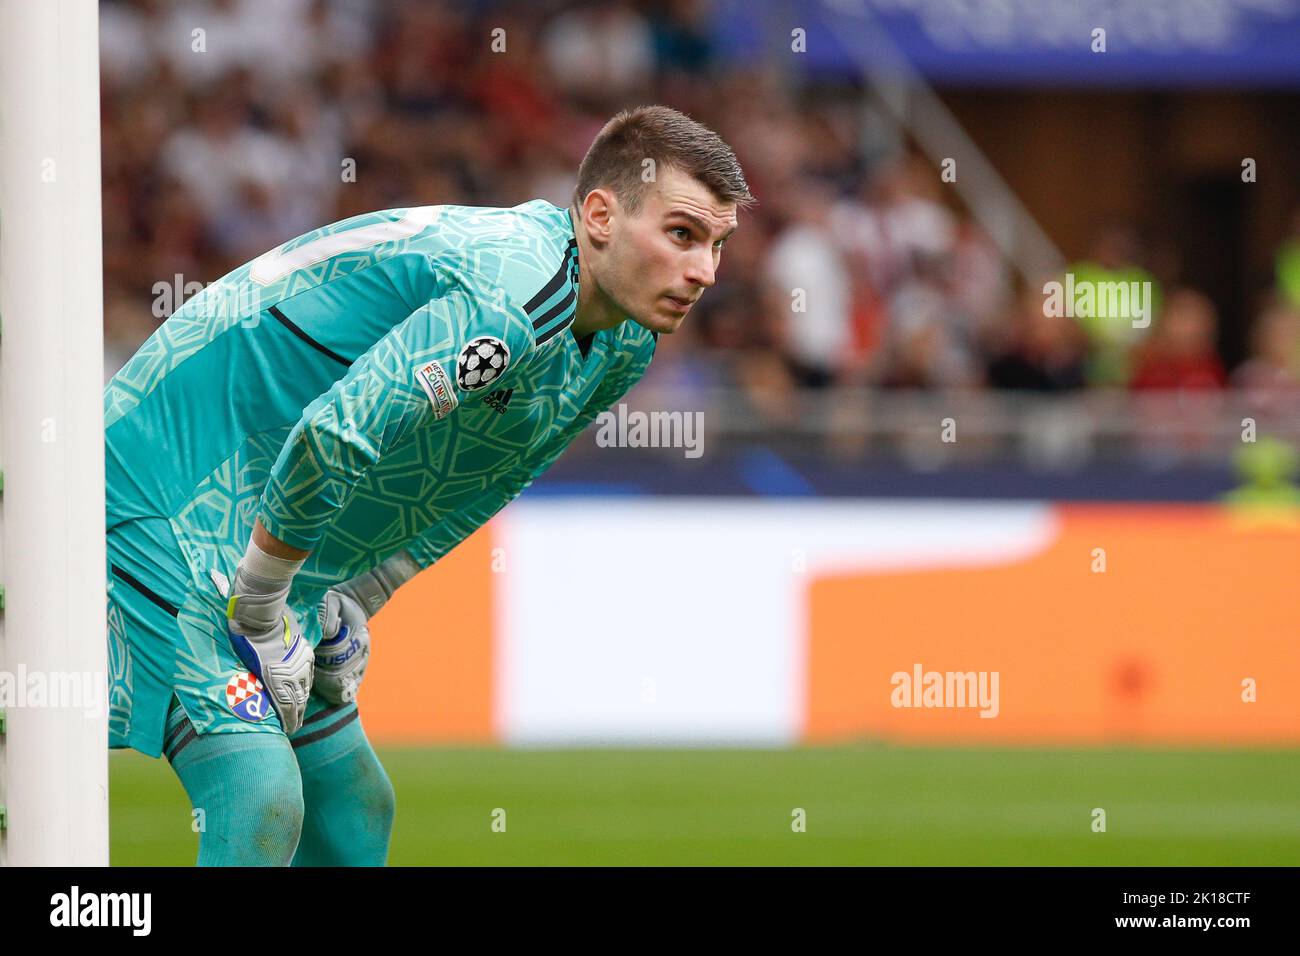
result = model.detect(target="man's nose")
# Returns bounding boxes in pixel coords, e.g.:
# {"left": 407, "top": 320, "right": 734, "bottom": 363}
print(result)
{"left": 684, "top": 248, "right": 717, "bottom": 289}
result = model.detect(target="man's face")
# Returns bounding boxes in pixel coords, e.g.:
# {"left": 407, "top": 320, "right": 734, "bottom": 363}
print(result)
{"left": 602, "top": 166, "right": 739, "bottom": 335}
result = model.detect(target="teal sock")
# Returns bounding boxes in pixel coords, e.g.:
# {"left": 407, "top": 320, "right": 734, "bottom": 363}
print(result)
{"left": 164, "top": 700, "right": 304, "bottom": 866}
{"left": 289, "top": 704, "right": 396, "bottom": 867}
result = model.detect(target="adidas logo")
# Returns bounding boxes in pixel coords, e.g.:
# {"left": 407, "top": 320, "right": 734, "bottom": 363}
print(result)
{"left": 482, "top": 388, "right": 513, "bottom": 414}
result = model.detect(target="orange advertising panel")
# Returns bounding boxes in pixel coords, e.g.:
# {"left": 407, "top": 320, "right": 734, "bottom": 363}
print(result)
{"left": 357, "top": 524, "right": 496, "bottom": 744}
{"left": 805, "top": 505, "right": 1300, "bottom": 745}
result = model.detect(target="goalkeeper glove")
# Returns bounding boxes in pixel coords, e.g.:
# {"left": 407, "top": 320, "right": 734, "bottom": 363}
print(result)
{"left": 226, "top": 562, "right": 314, "bottom": 734}
{"left": 314, "top": 550, "right": 420, "bottom": 704}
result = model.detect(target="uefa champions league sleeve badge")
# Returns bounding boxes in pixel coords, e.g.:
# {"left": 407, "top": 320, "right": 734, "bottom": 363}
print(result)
{"left": 456, "top": 336, "right": 510, "bottom": 391}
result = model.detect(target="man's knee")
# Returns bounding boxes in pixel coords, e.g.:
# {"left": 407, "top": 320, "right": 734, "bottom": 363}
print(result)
{"left": 315, "top": 751, "right": 395, "bottom": 856}
{"left": 171, "top": 730, "right": 306, "bottom": 866}
{"left": 366, "top": 757, "right": 397, "bottom": 834}
{"left": 239, "top": 766, "right": 307, "bottom": 863}
{"left": 293, "top": 731, "right": 395, "bottom": 866}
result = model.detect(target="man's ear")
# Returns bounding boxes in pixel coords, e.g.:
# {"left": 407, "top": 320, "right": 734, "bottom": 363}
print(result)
{"left": 580, "top": 188, "right": 617, "bottom": 246}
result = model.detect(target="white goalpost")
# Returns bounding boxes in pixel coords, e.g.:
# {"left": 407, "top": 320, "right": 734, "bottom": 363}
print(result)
{"left": 0, "top": 0, "right": 108, "bottom": 865}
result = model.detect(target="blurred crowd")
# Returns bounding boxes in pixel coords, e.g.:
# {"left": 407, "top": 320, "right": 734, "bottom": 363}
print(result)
{"left": 101, "top": 0, "right": 1300, "bottom": 434}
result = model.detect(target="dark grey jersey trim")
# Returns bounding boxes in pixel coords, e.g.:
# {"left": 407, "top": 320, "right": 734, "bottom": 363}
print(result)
{"left": 268, "top": 305, "right": 351, "bottom": 367}
{"left": 111, "top": 564, "right": 180, "bottom": 617}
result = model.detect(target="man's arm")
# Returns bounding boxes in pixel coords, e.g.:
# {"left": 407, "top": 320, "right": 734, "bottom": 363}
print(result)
{"left": 309, "top": 329, "right": 656, "bottom": 704}
{"left": 252, "top": 516, "right": 310, "bottom": 561}
{"left": 227, "top": 289, "right": 526, "bottom": 715}
{"left": 257, "top": 287, "right": 527, "bottom": 555}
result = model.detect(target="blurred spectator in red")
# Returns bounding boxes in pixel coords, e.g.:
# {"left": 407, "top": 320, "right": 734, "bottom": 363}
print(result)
{"left": 1129, "top": 289, "right": 1225, "bottom": 391}
{"left": 1128, "top": 290, "right": 1226, "bottom": 462}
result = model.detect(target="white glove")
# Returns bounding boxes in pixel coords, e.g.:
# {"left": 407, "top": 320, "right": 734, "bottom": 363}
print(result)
{"left": 314, "top": 589, "right": 370, "bottom": 705}
{"left": 314, "top": 551, "right": 421, "bottom": 705}
{"left": 226, "top": 564, "right": 314, "bottom": 734}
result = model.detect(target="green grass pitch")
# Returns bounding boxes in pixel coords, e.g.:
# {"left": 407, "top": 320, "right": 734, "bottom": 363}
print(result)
{"left": 109, "top": 746, "right": 1300, "bottom": 865}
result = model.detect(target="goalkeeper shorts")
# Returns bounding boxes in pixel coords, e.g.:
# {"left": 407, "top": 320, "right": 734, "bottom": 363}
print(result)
{"left": 107, "top": 516, "right": 322, "bottom": 758}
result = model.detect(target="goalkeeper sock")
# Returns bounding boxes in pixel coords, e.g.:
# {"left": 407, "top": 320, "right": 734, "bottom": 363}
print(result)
{"left": 289, "top": 703, "right": 396, "bottom": 867}
{"left": 164, "top": 698, "right": 304, "bottom": 866}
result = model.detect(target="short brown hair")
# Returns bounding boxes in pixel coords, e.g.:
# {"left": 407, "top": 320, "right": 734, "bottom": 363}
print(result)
{"left": 573, "top": 105, "right": 754, "bottom": 215}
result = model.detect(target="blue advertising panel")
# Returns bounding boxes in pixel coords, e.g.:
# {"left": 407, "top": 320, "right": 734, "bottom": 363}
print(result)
{"left": 714, "top": 0, "right": 1300, "bottom": 88}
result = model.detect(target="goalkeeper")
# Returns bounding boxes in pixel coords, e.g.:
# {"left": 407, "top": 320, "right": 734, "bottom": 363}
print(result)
{"left": 104, "top": 106, "right": 750, "bottom": 865}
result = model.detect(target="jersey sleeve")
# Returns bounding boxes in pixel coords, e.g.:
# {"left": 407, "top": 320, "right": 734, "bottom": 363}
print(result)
{"left": 401, "top": 469, "right": 534, "bottom": 569}
{"left": 402, "top": 331, "right": 658, "bottom": 571}
{"left": 257, "top": 286, "right": 533, "bottom": 553}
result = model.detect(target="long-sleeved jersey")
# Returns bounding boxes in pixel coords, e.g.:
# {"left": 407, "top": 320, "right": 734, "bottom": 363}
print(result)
{"left": 105, "top": 200, "right": 656, "bottom": 624}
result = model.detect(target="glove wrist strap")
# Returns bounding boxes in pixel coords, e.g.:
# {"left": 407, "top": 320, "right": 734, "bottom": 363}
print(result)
{"left": 240, "top": 535, "right": 306, "bottom": 586}
{"left": 339, "top": 550, "right": 420, "bottom": 617}
{"left": 373, "top": 550, "right": 420, "bottom": 597}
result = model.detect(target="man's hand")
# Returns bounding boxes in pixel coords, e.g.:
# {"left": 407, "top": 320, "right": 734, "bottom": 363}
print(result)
{"left": 314, "top": 588, "right": 370, "bottom": 704}
{"left": 313, "top": 551, "right": 421, "bottom": 704}
{"left": 226, "top": 563, "right": 314, "bottom": 734}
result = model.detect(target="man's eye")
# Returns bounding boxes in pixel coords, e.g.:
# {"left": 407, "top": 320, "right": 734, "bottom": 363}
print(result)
{"left": 670, "top": 227, "right": 691, "bottom": 241}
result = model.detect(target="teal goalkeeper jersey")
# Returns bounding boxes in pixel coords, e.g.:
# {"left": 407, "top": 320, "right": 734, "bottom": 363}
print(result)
{"left": 105, "top": 200, "right": 656, "bottom": 614}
